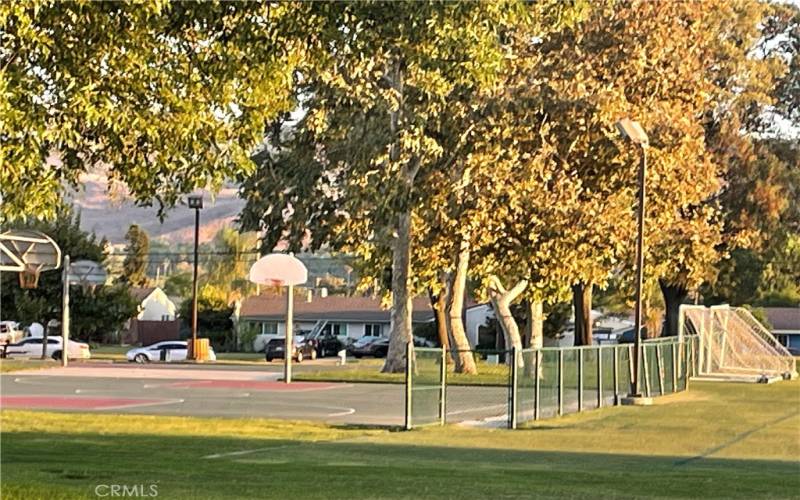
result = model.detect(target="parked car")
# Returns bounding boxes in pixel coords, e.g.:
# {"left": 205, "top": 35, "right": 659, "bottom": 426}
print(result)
{"left": 348, "top": 336, "right": 390, "bottom": 358}
{"left": 265, "top": 337, "right": 317, "bottom": 362}
{"left": 4, "top": 336, "right": 91, "bottom": 360}
{"left": 413, "top": 335, "right": 437, "bottom": 348}
{"left": 126, "top": 341, "right": 217, "bottom": 363}
{"left": 787, "top": 346, "right": 800, "bottom": 356}
{"left": 305, "top": 330, "right": 348, "bottom": 357}
{"left": 0, "top": 321, "right": 23, "bottom": 345}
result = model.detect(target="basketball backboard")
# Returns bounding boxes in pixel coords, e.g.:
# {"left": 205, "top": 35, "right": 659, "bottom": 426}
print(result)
{"left": 248, "top": 253, "right": 308, "bottom": 286}
{"left": 0, "top": 230, "right": 62, "bottom": 272}
{"left": 68, "top": 259, "right": 108, "bottom": 288}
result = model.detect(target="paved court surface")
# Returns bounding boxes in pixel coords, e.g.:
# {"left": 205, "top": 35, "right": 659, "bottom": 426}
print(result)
{"left": 0, "top": 362, "right": 515, "bottom": 426}
{"left": 1, "top": 364, "right": 405, "bottom": 426}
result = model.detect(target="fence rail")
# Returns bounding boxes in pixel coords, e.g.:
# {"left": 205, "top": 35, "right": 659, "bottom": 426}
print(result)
{"left": 406, "top": 336, "right": 697, "bottom": 429}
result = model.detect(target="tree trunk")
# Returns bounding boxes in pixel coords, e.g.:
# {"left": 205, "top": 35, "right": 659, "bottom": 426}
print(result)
{"left": 660, "top": 279, "right": 688, "bottom": 337}
{"left": 447, "top": 239, "right": 477, "bottom": 374}
{"left": 429, "top": 281, "right": 450, "bottom": 351}
{"left": 530, "top": 300, "right": 544, "bottom": 350}
{"left": 572, "top": 282, "right": 593, "bottom": 346}
{"left": 522, "top": 299, "right": 532, "bottom": 348}
{"left": 41, "top": 325, "right": 49, "bottom": 360}
{"left": 488, "top": 276, "right": 527, "bottom": 365}
{"left": 382, "top": 209, "right": 414, "bottom": 373}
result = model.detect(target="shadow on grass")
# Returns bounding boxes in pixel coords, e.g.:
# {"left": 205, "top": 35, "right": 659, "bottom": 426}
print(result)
{"left": 2, "top": 430, "right": 798, "bottom": 499}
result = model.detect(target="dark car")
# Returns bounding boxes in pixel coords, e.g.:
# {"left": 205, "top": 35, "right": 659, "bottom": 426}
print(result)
{"left": 787, "top": 346, "right": 800, "bottom": 356}
{"left": 617, "top": 327, "right": 646, "bottom": 344}
{"left": 265, "top": 337, "right": 317, "bottom": 363}
{"left": 348, "top": 336, "right": 389, "bottom": 358}
{"left": 307, "top": 330, "right": 347, "bottom": 358}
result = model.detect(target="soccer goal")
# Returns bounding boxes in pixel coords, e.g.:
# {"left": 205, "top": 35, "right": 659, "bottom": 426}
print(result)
{"left": 679, "top": 305, "right": 797, "bottom": 382}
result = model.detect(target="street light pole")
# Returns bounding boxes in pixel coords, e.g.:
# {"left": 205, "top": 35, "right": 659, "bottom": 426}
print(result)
{"left": 188, "top": 194, "right": 203, "bottom": 360}
{"left": 615, "top": 118, "right": 652, "bottom": 404}
{"left": 631, "top": 146, "right": 647, "bottom": 396}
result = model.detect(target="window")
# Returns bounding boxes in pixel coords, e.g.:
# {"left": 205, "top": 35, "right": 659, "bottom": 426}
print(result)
{"left": 262, "top": 322, "right": 279, "bottom": 335}
{"left": 161, "top": 314, "right": 172, "bottom": 321}
{"left": 776, "top": 335, "right": 789, "bottom": 347}
{"left": 322, "top": 323, "right": 347, "bottom": 337}
{"left": 364, "top": 324, "right": 382, "bottom": 337}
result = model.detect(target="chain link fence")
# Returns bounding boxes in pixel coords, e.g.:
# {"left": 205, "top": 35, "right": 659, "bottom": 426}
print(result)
{"left": 406, "top": 336, "right": 698, "bottom": 429}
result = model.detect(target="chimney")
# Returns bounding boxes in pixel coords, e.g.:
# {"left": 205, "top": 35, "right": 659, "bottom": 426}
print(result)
{"left": 320, "top": 287, "right": 328, "bottom": 298}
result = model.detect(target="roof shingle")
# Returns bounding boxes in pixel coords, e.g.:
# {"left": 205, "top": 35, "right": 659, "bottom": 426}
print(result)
{"left": 240, "top": 294, "right": 434, "bottom": 323}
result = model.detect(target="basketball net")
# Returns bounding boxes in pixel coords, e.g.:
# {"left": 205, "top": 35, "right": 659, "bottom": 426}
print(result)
{"left": 19, "top": 263, "right": 44, "bottom": 289}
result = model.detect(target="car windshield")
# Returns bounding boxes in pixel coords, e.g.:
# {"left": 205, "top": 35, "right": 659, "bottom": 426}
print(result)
{"left": 354, "top": 337, "right": 376, "bottom": 346}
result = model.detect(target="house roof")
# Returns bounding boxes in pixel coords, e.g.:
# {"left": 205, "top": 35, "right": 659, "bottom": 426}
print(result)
{"left": 130, "top": 287, "right": 157, "bottom": 302}
{"left": 764, "top": 307, "right": 800, "bottom": 331}
{"left": 240, "top": 294, "right": 434, "bottom": 323}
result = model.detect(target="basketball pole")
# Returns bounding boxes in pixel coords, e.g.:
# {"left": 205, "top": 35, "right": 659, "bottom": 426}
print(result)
{"left": 62, "top": 255, "right": 70, "bottom": 368}
{"left": 285, "top": 283, "right": 293, "bottom": 384}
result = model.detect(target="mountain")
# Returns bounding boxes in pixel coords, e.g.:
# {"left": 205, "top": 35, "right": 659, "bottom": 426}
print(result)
{"left": 72, "top": 174, "right": 245, "bottom": 244}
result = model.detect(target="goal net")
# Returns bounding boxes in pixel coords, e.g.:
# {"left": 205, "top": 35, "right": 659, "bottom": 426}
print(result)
{"left": 680, "top": 305, "right": 797, "bottom": 380}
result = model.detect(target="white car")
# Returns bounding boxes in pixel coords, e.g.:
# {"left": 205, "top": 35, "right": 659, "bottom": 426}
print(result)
{"left": 126, "top": 341, "right": 217, "bottom": 363}
{"left": 5, "top": 336, "right": 91, "bottom": 360}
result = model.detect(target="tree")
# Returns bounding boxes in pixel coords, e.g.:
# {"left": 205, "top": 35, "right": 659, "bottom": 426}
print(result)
{"left": 121, "top": 225, "right": 150, "bottom": 287}
{"left": 1, "top": 1, "right": 308, "bottom": 222}
{"left": 178, "top": 283, "right": 235, "bottom": 351}
{"left": 203, "top": 228, "right": 258, "bottom": 301}
{"left": 0, "top": 206, "right": 138, "bottom": 344}
{"left": 240, "top": 1, "right": 536, "bottom": 372}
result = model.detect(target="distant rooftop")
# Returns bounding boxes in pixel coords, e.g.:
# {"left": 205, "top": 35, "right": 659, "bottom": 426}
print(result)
{"left": 240, "top": 294, "right": 434, "bottom": 323}
{"left": 764, "top": 307, "right": 800, "bottom": 332}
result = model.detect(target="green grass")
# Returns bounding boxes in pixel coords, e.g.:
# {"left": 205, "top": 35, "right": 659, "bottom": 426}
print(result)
{"left": 0, "top": 358, "right": 58, "bottom": 373}
{"left": 2, "top": 380, "right": 799, "bottom": 499}
{"left": 90, "top": 345, "right": 268, "bottom": 364}
{"left": 294, "top": 357, "right": 510, "bottom": 385}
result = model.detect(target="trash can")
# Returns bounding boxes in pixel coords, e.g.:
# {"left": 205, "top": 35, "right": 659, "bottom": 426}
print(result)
{"left": 192, "top": 338, "right": 210, "bottom": 362}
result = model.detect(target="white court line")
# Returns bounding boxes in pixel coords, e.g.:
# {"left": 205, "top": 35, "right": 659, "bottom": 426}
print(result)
{"left": 446, "top": 403, "right": 507, "bottom": 417}
{"left": 13, "top": 377, "right": 55, "bottom": 386}
{"left": 326, "top": 408, "right": 356, "bottom": 417}
{"left": 99, "top": 398, "right": 185, "bottom": 411}
{"left": 203, "top": 443, "right": 298, "bottom": 459}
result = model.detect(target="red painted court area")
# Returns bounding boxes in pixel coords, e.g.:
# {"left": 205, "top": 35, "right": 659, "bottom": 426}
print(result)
{"left": 1, "top": 396, "right": 170, "bottom": 410}
{"left": 163, "top": 380, "right": 339, "bottom": 391}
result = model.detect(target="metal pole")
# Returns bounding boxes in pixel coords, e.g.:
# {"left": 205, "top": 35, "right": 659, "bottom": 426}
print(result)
{"left": 557, "top": 350, "right": 564, "bottom": 416}
{"left": 534, "top": 350, "right": 541, "bottom": 420}
{"left": 405, "top": 340, "right": 412, "bottom": 430}
{"left": 631, "top": 146, "right": 648, "bottom": 396}
{"left": 285, "top": 284, "right": 294, "bottom": 384}
{"left": 510, "top": 346, "right": 518, "bottom": 429}
{"left": 440, "top": 346, "right": 447, "bottom": 425}
{"left": 578, "top": 348, "right": 584, "bottom": 412}
{"left": 62, "top": 255, "right": 70, "bottom": 368}
{"left": 597, "top": 347, "right": 603, "bottom": 408}
{"left": 190, "top": 207, "right": 200, "bottom": 360}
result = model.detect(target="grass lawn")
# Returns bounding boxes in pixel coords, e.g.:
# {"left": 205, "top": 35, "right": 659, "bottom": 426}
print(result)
{"left": 0, "top": 358, "right": 59, "bottom": 373}
{"left": 294, "top": 357, "right": 510, "bottom": 385}
{"left": 2, "top": 379, "right": 799, "bottom": 499}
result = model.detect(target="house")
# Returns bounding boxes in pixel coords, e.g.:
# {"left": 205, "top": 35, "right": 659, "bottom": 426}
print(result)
{"left": 240, "top": 293, "right": 435, "bottom": 349}
{"left": 123, "top": 287, "right": 180, "bottom": 344}
{"left": 764, "top": 307, "right": 800, "bottom": 350}
{"left": 131, "top": 287, "right": 178, "bottom": 321}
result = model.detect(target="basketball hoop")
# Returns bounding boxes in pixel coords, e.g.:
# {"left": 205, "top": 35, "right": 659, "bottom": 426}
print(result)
{"left": 19, "top": 264, "right": 43, "bottom": 289}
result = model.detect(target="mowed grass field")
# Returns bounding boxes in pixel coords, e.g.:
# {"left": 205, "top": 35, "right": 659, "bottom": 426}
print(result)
{"left": 1, "top": 380, "right": 799, "bottom": 499}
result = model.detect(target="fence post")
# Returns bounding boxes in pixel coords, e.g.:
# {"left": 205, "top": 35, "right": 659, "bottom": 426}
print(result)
{"left": 685, "top": 338, "right": 692, "bottom": 391}
{"left": 577, "top": 348, "right": 584, "bottom": 412}
{"left": 597, "top": 346, "right": 603, "bottom": 408}
{"left": 613, "top": 345, "right": 619, "bottom": 404}
{"left": 404, "top": 341, "right": 412, "bottom": 430}
{"left": 510, "top": 347, "right": 518, "bottom": 429}
{"left": 671, "top": 343, "right": 678, "bottom": 393}
{"left": 558, "top": 349, "right": 564, "bottom": 417}
{"left": 655, "top": 344, "right": 665, "bottom": 396}
{"left": 642, "top": 344, "right": 651, "bottom": 397}
{"left": 440, "top": 347, "right": 447, "bottom": 425}
{"left": 534, "top": 349, "right": 541, "bottom": 420}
